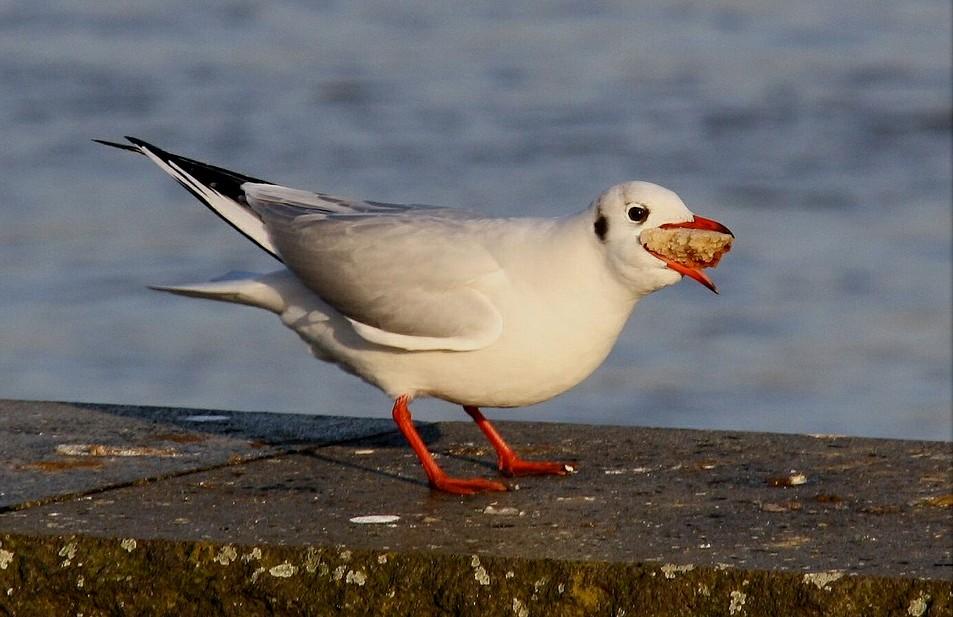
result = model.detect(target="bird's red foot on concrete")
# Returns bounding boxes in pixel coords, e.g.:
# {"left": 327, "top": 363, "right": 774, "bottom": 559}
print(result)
{"left": 498, "top": 453, "right": 574, "bottom": 477}
{"left": 429, "top": 473, "right": 508, "bottom": 495}
{"left": 464, "top": 406, "right": 576, "bottom": 477}
{"left": 392, "top": 396, "right": 508, "bottom": 495}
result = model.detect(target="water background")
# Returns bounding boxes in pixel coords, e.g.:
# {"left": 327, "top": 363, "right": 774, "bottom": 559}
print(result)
{"left": 2, "top": 1, "right": 950, "bottom": 440}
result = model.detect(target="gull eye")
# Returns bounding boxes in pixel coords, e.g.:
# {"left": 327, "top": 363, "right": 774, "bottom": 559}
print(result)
{"left": 626, "top": 204, "right": 649, "bottom": 223}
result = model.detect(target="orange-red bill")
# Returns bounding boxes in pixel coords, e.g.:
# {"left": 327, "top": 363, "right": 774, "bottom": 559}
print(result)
{"left": 651, "top": 252, "right": 719, "bottom": 293}
{"left": 660, "top": 215, "right": 734, "bottom": 237}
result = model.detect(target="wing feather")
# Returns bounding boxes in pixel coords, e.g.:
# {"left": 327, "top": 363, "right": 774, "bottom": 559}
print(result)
{"left": 245, "top": 186, "right": 505, "bottom": 352}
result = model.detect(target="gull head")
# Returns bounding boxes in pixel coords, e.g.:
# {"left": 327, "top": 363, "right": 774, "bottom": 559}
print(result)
{"left": 591, "top": 181, "right": 733, "bottom": 295}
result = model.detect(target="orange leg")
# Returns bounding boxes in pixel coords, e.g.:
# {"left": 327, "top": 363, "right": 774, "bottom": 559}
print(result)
{"left": 392, "top": 396, "right": 507, "bottom": 495}
{"left": 464, "top": 406, "right": 575, "bottom": 477}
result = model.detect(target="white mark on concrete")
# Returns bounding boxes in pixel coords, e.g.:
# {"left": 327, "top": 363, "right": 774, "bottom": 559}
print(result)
{"left": 604, "top": 469, "right": 625, "bottom": 475}
{"left": 802, "top": 570, "right": 844, "bottom": 590}
{"left": 788, "top": 472, "right": 808, "bottom": 485}
{"left": 332, "top": 565, "right": 346, "bottom": 581}
{"left": 729, "top": 590, "right": 746, "bottom": 615}
{"left": 250, "top": 567, "right": 266, "bottom": 583}
{"left": 377, "top": 554, "right": 388, "bottom": 564}
{"left": 242, "top": 547, "right": 262, "bottom": 563}
{"left": 353, "top": 449, "right": 376, "bottom": 455}
{"left": 269, "top": 562, "right": 297, "bottom": 578}
{"left": 908, "top": 593, "right": 931, "bottom": 616}
{"left": 120, "top": 538, "right": 137, "bottom": 553}
{"left": 0, "top": 550, "right": 13, "bottom": 570}
{"left": 349, "top": 515, "right": 400, "bottom": 524}
{"left": 661, "top": 563, "right": 695, "bottom": 579}
{"left": 214, "top": 545, "right": 237, "bottom": 565}
{"left": 183, "top": 415, "right": 229, "bottom": 422}
{"left": 483, "top": 505, "right": 521, "bottom": 516}
{"left": 512, "top": 597, "right": 529, "bottom": 617}
{"left": 76, "top": 576, "right": 85, "bottom": 589}
{"left": 345, "top": 570, "right": 367, "bottom": 586}
{"left": 56, "top": 444, "right": 178, "bottom": 458}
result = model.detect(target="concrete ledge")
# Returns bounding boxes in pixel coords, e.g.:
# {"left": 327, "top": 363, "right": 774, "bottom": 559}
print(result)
{"left": 1, "top": 400, "right": 951, "bottom": 616}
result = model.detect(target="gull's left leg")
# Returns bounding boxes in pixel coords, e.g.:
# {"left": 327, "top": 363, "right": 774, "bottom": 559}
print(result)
{"left": 463, "top": 406, "right": 575, "bottom": 477}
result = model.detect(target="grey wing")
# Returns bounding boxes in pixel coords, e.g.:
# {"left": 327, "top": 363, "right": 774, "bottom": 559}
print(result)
{"left": 243, "top": 184, "right": 504, "bottom": 352}
{"left": 242, "top": 183, "right": 461, "bottom": 219}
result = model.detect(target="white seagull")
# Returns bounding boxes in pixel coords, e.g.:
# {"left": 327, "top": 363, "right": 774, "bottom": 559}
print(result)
{"left": 97, "top": 137, "right": 733, "bottom": 494}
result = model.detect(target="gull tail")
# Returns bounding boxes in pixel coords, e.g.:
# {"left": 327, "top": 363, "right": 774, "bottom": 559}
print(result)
{"left": 149, "top": 272, "right": 286, "bottom": 314}
{"left": 95, "top": 137, "right": 282, "bottom": 262}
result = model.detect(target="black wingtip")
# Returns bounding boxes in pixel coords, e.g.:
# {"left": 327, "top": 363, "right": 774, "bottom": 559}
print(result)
{"left": 92, "top": 138, "right": 142, "bottom": 153}
{"left": 123, "top": 136, "right": 152, "bottom": 149}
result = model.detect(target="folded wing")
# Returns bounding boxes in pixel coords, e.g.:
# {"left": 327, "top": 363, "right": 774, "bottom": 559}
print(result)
{"left": 244, "top": 184, "right": 505, "bottom": 352}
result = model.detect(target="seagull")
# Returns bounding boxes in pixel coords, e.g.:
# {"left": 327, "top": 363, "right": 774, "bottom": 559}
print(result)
{"left": 96, "top": 137, "right": 733, "bottom": 494}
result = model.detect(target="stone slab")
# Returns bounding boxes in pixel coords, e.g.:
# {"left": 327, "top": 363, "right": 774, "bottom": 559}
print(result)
{"left": 0, "top": 399, "right": 393, "bottom": 510}
{"left": 0, "top": 400, "right": 950, "bottom": 615}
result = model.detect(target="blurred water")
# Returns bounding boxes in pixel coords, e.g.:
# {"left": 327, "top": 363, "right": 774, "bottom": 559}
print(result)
{"left": 1, "top": 1, "right": 950, "bottom": 440}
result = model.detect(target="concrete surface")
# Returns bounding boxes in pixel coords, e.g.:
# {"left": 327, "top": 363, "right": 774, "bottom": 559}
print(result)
{"left": 0, "top": 399, "right": 950, "bottom": 616}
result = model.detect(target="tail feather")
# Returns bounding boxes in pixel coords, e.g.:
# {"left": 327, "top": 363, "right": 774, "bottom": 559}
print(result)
{"left": 96, "top": 137, "right": 282, "bottom": 261}
{"left": 149, "top": 275, "right": 285, "bottom": 313}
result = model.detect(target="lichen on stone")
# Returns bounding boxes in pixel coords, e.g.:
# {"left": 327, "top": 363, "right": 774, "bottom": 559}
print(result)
{"left": 213, "top": 545, "right": 237, "bottom": 565}
{"left": 729, "top": 590, "right": 746, "bottom": 615}
{"left": 0, "top": 549, "right": 13, "bottom": 570}
{"left": 802, "top": 570, "right": 845, "bottom": 590}
{"left": 268, "top": 562, "right": 297, "bottom": 578}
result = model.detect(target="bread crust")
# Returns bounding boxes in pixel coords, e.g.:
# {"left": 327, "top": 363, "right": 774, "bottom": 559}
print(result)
{"left": 640, "top": 228, "right": 733, "bottom": 269}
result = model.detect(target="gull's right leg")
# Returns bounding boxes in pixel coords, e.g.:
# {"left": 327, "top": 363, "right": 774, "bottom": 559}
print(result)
{"left": 391, "top": 395, "right": 508, "bottom": 495}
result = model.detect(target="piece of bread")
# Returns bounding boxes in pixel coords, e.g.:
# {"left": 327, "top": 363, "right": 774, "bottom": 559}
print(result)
{"left": 640, "top": 227, "right": 733, "bottom": 269}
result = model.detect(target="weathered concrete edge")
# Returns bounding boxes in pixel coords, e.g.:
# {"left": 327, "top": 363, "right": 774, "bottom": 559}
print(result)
{"left": 0, "top": 533, "right": 948, "bottom": 617}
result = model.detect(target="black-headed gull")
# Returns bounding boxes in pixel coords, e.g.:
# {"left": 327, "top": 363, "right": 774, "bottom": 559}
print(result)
{"left": 97, "top": 137, "right": 733, "bottom": 494}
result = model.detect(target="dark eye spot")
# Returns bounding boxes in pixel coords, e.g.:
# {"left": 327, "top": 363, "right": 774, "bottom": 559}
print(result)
{"left": 627, "top": 205, "right": 649, "bottom": 223}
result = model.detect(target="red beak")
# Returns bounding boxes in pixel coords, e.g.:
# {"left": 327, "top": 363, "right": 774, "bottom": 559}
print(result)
{"left": 659, "top": 215, "right": 734, "bottom": 237}
{"left": 649, "top": 215, "right": 733, "bottom": 294}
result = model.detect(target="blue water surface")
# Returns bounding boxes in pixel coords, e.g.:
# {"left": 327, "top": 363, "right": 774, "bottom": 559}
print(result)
{"left": 1, "top": 1, "right": 950, "bottom": 439}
